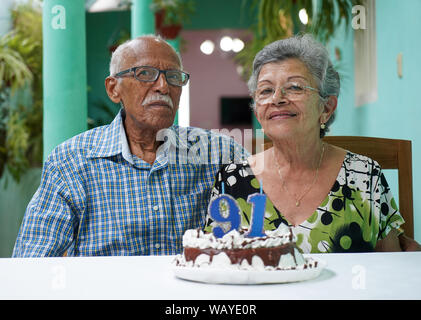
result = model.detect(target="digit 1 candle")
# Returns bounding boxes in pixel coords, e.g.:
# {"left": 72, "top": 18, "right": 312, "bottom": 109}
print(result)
{"left": 245, "top": 179, "right": 266, "bottom": 237}
{"left": 246, "top": 194, "right": 267, "bottom": 237}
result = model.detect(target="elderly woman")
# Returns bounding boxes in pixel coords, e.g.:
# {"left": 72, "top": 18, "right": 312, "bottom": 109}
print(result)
{"left": 205, "top": 34, "right": 418, "bottom": 253}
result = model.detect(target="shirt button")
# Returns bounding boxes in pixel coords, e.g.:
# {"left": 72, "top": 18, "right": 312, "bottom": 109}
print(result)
{"left": 155, "top": 243, "right": 160, "bottom": 249}
{"left": 153, "top": 205, "right": 159, "bottom": 211}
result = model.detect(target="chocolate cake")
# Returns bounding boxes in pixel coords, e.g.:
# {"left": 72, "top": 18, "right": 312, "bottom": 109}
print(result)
{"left": 174, "top": 224, "right": 318, "bottom": 271}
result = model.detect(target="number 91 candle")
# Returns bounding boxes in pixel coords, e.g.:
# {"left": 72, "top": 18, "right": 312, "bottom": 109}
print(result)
{"left": 209, "top": 180, "right": 267, "bottom": 238}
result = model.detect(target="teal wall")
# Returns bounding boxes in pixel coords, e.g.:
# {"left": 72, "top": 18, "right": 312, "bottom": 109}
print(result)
{"left": 0, "top": 168, "right": 42, "bottom": 257}
{"left": 328, "top": 0, "right": 421, "bottom": 242}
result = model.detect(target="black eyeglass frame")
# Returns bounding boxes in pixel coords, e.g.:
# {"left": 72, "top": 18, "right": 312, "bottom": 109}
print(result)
{"left": 114, "top": 66, "right": 190, "bottom": 87}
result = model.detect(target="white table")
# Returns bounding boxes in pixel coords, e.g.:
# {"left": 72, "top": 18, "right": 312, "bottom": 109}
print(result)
{"left": 1, "top": 252, "right": 420, "bottom": 300}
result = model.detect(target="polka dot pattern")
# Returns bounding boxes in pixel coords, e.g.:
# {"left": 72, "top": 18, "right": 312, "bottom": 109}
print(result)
{"left": 204, "top": 152, "right": 405, "bottom": 253}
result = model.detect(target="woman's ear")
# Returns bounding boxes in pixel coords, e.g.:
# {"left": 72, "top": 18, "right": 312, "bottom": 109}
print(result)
{"left": 321, "top": 95, "right": 338, "bottom": 124}
{"left": 105, "top": 76, "right": 121, "bottom": 104}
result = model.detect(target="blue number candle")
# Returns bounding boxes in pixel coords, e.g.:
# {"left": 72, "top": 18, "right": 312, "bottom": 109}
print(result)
{"left": 245, "top": 179, "right": 266, "bottom": 237}
{"left": 209, "top": 193, "right": 240, "bottom": 238}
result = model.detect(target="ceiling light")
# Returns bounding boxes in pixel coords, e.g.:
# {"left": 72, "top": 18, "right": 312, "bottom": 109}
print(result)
{"left": 220, "top": 36, "right": 233, "bottom": 52}
{"left": 200, "top": 40, "right": 215, "bottom": 55}
{"left": 232, "top": 38, "right": 245, "bottom": 53}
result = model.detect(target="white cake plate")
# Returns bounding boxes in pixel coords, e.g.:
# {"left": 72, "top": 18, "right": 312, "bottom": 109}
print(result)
{"left": 173, "top": 258, "right": 327, "bottom": 285}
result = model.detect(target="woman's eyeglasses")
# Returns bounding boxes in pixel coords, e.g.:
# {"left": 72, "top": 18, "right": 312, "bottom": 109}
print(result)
{"left": 255, "top": 82, "right": 322, "bottom": 104}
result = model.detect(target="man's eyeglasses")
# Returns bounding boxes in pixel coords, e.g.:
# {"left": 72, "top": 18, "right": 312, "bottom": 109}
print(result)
{"left": 114, "top": 66, "right": 190, "bottom": 87}
{"left": 255, "top": 82, "right": 322, "bottom": 104}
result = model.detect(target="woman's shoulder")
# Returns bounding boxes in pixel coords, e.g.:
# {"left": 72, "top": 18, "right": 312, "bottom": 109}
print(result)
{"left": 325, "top": 144, "right": 378, "bottom": 166}
{"left": 217, "top": 158, "right": 260, "bottom": 192}
{"left": 343, "top": 150, "right": 381, "bottom": 170}
{"left": 334, "top": 149, "right": 384, "bottom": 186}
{"left": 218, "top": 159, "right": 252, "bottom": 179}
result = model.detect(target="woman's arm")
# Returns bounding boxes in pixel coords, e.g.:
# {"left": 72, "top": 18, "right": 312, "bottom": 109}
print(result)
{"left": 376, "top": 228, "right": 421, "bottom": 251}
{"left": 375, "top": 228, "right": 402, "bottom": 252}
{"left": 399, "top": 233, "right": 421, "bottom": 251}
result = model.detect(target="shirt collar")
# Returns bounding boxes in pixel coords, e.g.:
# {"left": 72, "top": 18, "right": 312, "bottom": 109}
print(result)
{"left": 120, "top": 114, "right": 134, "bottom": 165}
{"left": 87, "top": 109, "right": 175, "bottom": 167}
{"left": 87, "top": 109, "right": 123, "bottom": 159}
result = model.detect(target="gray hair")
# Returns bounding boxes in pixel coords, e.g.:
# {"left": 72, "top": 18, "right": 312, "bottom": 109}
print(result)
{"left": 109, "top": 34, "right": 183, "bottom": 77}
{"left": 248, "top": 34, "right": 340, "bottom": 137}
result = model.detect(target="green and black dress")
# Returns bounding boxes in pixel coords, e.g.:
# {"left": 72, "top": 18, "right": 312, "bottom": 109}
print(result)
{"left": 204, "top": 152, "right": 404, "bottom": 253}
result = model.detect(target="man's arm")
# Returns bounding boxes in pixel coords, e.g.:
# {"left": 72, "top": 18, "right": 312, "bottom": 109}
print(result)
{"left": 12, "top": 158, "right": 81, "bottom": 257}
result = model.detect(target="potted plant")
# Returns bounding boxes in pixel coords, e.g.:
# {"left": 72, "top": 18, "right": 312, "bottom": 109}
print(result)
{"left": 235, "top": 0, "right": 358, "bottom": 80}
{"left": 150, "top": 0, "right": 195, "bottom": 39}
{"left": 0, "top": 2, "right": 43, "bottom": 182}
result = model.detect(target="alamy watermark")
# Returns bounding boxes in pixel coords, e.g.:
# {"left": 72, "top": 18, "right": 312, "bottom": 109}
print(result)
{"left": 51, "top": 5, "right": 66, "bottom": 30}
{"left": 352, "top": 264, "right": 366, "bottom": 290}
{"left": 51, "top": 264, "right": 66, "bottom": 290}
{"left": 156, "top": 127, "right": 266, "bottom": 174}
{"left": 352, "top": 5, "right": 366, "bottom": 30}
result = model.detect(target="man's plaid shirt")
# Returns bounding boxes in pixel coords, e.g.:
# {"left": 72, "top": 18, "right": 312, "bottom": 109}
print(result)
{"left": 13, "top": 110, "right": 248, "bottom": 257}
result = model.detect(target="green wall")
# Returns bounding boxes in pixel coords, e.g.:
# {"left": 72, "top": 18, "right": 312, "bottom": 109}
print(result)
{"left": 184, "top": 0, "right": 256, "bottom": 30}
{"left": 0, "top": 168, "right": 42, "bottom": 257}
{"left": 329, "top": 0, "right": 421, "bottom": 242}
{"left": 86, "top": 11, "right": 130, "bottom": 127}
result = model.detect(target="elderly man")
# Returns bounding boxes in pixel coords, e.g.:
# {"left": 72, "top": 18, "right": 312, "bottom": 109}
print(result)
{"left": 13, "top": 35, "right": 248, "bottom": 257}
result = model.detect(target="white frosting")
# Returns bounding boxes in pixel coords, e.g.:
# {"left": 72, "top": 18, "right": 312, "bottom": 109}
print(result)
{"left": 211, "top": 252, "right": 238, "bottom": 270}
{"left": 294, "top": 248, "right": 306, "bottom": 268}
{"left": 240, "top": 259, "right": 253, "bottom": 271}
{"left": 251, "top": 256, "right": 265, "bottom": 271}
{"left": 278, "top": 253, "right": 296, "bottom": 269}
{"left": 182, "top": 223, "right": 295, "bottom": 250}
{"left": 174, "top": 224, "right": 316, "bottom": 271}
{"left": 194, "top": 254, "right": 210, "bottom": 267}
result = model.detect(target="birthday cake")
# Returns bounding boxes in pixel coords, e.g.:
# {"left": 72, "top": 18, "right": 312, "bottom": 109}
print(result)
{"left": 174, "top": 224, "right": 318, "bottom": 271}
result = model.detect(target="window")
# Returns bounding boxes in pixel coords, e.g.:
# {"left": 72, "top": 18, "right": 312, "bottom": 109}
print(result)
{"left": 220, "top": 97, "right": 252, "bottom": 126}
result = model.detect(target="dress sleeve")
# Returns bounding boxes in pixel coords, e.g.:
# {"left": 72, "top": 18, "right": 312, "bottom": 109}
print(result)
{"left": 374, "top": 164, "right": 405, "bottom": 240}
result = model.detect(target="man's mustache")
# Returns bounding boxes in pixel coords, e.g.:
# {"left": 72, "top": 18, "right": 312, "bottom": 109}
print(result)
{"left": 142, "top": 94, "right": 174, "bottom": 109}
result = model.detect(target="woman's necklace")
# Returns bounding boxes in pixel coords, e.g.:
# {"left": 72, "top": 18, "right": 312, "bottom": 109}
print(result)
{"left": 273, "top": 143, "right": 325, "bottom": 207}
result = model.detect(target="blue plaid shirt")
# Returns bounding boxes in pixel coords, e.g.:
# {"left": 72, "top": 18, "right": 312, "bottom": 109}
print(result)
{"left": 13, "top": 110, "right": 248, "bottom": 257}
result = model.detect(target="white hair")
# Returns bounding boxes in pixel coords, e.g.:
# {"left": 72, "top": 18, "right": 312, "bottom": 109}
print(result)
{"left": 109, "top": 34, "right": 183, "bottom": 77}
{"left": 248, "top": 34, "right": 340, "bottom": 137}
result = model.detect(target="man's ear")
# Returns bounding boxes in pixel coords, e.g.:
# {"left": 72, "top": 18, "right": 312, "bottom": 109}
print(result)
{"left": 105, "top": 76, "right": 121, "bottom": 104}
{"left": 321, "top": 95, "right": 338, "bottom": 124}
